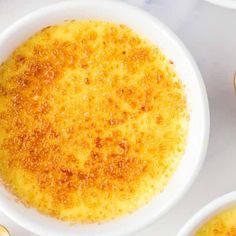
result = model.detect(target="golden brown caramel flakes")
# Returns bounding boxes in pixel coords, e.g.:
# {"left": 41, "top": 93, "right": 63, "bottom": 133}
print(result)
{"left": 0, "top": 20, "right": 188, "bottom": 222}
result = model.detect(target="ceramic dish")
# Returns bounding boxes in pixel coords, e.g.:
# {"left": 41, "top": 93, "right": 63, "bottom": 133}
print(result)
{"left": 0, "top": 1, "right": 209, "bottom": 236}
{"left": 178, "top": 191, "right": 236, "bottom": 236}
{"left": 205, "top": 0, "right": 236, "bottom": 9}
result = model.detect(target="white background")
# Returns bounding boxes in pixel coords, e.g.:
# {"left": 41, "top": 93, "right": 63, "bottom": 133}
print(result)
{"left": 0, "top": 0, "right": 236, "bottom": 235}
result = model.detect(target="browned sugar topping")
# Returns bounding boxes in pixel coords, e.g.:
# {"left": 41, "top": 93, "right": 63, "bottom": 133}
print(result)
{"left": 0, "top": 20, "right": 188, "bottom": 222}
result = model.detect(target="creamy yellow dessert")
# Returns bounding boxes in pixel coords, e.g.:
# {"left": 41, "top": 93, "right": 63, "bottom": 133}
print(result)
{"left": 195, "top": 205, "right": 236, "bottom": 236}
{"left": 0, "top": 225, "right": 9, "bottom": 236}
{"left": 0, "top": 20, "right": 189, "bottom": 222}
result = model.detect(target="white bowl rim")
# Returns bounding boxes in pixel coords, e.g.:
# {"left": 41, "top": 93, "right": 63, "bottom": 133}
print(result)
{"left": 204, "top": 0, "right": 236, "bottom": 9}
{"left": 0, "top": 1, "right": 210, "bottom": 236}
{"left": 178, "top": 191, "right": 236, "bottom": 236}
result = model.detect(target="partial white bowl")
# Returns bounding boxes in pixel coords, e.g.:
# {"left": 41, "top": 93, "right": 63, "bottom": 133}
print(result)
{"left": 0, "top": 1, "right": 209, "bottom": 236}
{"left": 205, "top": 0, "right": 236, "bottom": 9}
{"left": 178, "top": 191, "right": 236, "bottom": 236}
{"left": 124, "top": 0, "right": 198, "bottom": 31}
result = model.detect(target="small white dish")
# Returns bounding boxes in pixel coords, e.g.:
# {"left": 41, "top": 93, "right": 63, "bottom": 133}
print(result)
{"left": 205, "top": 0, "right": 236, "bottom": 9}
{"left": 0, "top": 1, "right": 209, "bottom": 236}
{"left": 178, "top": 191, "right": 236, "bottom": 236}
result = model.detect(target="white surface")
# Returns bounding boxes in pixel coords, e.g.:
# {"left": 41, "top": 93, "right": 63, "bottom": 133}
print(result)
{"left": 0, "top": 0, "right": 235, "bottom": 236}
{"left": 0, "top": 1, "right": 209, "bottom": 236}
{"left": 178, "top": 191, "right": 236, "bottom": 235}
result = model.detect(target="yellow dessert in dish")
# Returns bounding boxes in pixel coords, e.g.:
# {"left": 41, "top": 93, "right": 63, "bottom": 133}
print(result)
{"left": 0, "top": 20, "right": 189, "bottom": 222}
{"left": 195, "top": 205, "right": 236, "bottom": 236}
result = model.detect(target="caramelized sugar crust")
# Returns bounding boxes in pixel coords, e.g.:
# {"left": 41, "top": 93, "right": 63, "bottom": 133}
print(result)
{"left": 0, "top": 21, "right": 188, "bottom": 222}
{"left": 195, "top": 206, "right": 236, "bottom": 236}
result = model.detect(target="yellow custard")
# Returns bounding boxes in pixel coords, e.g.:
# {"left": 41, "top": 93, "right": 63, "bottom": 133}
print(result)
{"left": 195, "top": 205, "right": 236, "bottom": 236}
{"left": 0, "top": 20, "right": 189, "bottom": 222}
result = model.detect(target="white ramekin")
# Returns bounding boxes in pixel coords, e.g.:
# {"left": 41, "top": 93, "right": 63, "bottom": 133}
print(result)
{"left": 205, "top": 0, "right": 236, "bottom": 9}
{"left": 0, "top": 1, "right": 209, "bottom": 236}
{"left": 178, "top": 191, "right": 236, "bottom": 235}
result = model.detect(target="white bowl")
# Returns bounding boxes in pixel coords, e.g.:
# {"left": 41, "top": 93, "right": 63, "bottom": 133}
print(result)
{"left": 0, "top": 1, "right": 209, "bottom": 236}
{"left": 205, "top": 0, "right": 236, "bottom": 9}
{"left": 178, "top": 191, "right": 236, "bottom": 236}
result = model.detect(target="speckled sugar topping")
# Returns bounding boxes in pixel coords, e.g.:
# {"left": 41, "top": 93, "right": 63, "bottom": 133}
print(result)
{"left": 0, "top": 20, "right": 189, "bottom": 222}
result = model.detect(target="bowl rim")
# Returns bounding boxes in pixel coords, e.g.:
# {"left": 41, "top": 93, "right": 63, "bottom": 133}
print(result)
{"left": 177, "top": 191, "right": 236, "bottom": 236}
{"left": 204, "top": 0, "right": 236, "bottom": 9}
{"left": 0, "top": 1, "right": 210, "bottom": 235}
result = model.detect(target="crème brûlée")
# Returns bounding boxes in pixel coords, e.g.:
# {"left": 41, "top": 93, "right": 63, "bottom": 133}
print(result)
{"left": 195, "top": 205, "right": 236, "bottom": 236}
{"left": 0, "top": 20, "right": 189, "bottom": 223}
